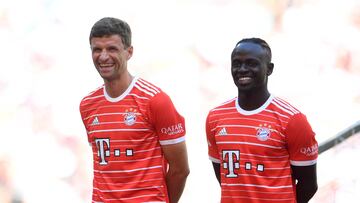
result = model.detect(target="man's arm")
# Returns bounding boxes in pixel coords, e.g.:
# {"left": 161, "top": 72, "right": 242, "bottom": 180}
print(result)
{"left": 291, "top": 164, "right": 318, "bottom": 203}
{"left": 212, "top": 162, "right": 221, "bottom": 185}
{"left": 161, "top": 141, "right": 190, "bottom": 203}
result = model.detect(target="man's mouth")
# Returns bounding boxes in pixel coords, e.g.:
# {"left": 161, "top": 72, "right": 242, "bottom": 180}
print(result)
{"left": 238, "top": 77, "right": 252, "bottom": 84}
{"left": 99, "top": 63, "right": 114, "bottom": 68}
{"left": 98, "top": 63, "right": 114, "bottom": 73}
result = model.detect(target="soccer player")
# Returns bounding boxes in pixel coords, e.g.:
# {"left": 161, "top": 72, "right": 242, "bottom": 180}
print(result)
{"left": 80, "top": 17, "right": 189, "bottom": 203}
{"left": 205, "top": 38, "right": 318, "bottom": 203}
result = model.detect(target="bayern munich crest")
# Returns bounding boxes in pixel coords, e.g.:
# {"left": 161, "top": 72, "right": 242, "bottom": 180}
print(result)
{"left": 256, "top": 124, "right": 271, "bottom": 141}
{"left": 124, "top": 108, "right": 137, "bottom": 126}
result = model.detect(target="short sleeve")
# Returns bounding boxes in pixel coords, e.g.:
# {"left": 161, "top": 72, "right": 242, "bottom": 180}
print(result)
{"left": 285, "top": 113, "right": 318, "bottom": 166}
{"left": 149, "top": 92, "right": 186, "bottom": 145}
{"left": 79, "top": 99, "right": 91, "bottom": 144}
{"left": 206, "top": 112, "right": 220, "bottom": 163}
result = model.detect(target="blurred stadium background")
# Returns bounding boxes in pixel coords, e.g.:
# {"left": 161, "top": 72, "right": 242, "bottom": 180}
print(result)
{"left": 1, "top": 0, "right": 360, "bottom": 202}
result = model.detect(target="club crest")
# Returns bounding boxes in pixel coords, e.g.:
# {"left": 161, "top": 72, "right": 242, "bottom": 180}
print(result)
{"left": 256, "top": 124, "right": 271, "bottom": 141}
{"left": 124, "top": 108, "right": 137, "bottom": 126}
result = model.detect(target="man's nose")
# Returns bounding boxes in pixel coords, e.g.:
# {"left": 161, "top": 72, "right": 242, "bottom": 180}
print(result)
{"left": 99, "top": 50, "right": 109, "bottom": 60}
{"left": 236, "top": 63, "right": 248, "bottom": 72}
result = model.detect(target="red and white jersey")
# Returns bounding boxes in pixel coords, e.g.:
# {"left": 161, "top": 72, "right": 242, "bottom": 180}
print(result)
{"left": 206, "top": 95, "right": 318, "bottom": 203}
{"left": 80, "top": 77, "right": 186, "bottom": 203}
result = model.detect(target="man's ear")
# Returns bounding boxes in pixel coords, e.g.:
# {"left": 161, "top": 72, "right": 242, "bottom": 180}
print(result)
{"left": 267, "top": 63, "right": 274, "bottom": 76}
{"left": 127, "top": 46, "right": 134, "bottom": 60}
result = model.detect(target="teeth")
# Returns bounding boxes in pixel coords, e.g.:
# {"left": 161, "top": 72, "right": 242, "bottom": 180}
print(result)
{"left": 100, "top": 64, "right": 113, "bottom": 67}
{"left": 239, "top": 77, "right": 251, "bottom": 81}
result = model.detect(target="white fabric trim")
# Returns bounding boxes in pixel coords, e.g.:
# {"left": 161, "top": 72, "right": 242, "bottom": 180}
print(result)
{"left": 290, "top": 159, "right": 317, "bottom": 166}
{"left": 236, "top": 95, "right": 274, "bottom": 115}
{"left": 209, "top": 156, "right": 221, "bottom": 163}
{"left": 103, "top": 77, "right": 138, "bottom": 102}
{"left": 135, "top": 83, "right": 155, "bottom": 97}
{"left": 138, "top": 78, "right": 160, "bottom": 93}
{"left": 159, "top": 136, "right": 185, "bottom": 145}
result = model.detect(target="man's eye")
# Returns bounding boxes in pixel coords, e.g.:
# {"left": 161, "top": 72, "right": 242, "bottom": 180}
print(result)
{"left": 247, "top": 61, "right": 257, "bottom": 67}
{"left": 108, "top": 47, "right": 118, "bottom": 52}
{"left": 92, "top": 48, "right": 101, "bottom": 53}
{"left": 232, "top": 62, "right": 241, "bottom": 67}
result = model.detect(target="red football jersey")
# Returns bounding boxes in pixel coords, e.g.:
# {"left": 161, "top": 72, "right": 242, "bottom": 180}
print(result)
{"left": 206, "top": 95, "right": 318, "bottom": 203}
{"left": 80, "top": 77, "right": 186, "bottom": 203}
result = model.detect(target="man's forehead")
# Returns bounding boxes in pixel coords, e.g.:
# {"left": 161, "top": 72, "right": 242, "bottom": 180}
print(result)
{"left": 232, "top": 42, "right": 267, "bottom": 58}
{"left": 90, "top": 35, "right": 123, "bottom": 45}
{"left": 234, "top": 42, "right": 263, "bottom": 51}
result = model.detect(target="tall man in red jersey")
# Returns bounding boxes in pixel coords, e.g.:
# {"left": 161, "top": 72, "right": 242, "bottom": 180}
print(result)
{"left": 80, "top": 17, "right": 189, "bottom": 203}
{"left": 206, "top": 38, "right": 318, "bottom": 203}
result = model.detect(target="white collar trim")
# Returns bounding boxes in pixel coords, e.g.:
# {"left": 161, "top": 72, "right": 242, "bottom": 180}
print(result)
{"left": 103, "top": 77, "right": 138, "bottom": 102}
{"left": 235, "top": 94, "right": 274, "bottom": 115}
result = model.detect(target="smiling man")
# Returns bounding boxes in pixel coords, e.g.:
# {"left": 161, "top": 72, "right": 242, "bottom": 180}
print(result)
{"left": 79, "top": 17, "right": 189, "bottom": 203}
{"left": 205, "top": 38, "right": 318, "bottom": 203}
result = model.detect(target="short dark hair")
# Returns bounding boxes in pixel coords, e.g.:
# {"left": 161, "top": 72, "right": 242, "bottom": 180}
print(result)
{"left": 233, "top": 38, "right": 272, "bottom": 62}
{"left": 89, "top": 17, "right": 132, "bottom": 48}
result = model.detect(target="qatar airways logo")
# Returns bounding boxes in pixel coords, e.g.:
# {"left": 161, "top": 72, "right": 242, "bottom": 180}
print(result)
{"left": 300, "top": 144, "right": 318, "bottom": 156}
{"left": 161, "top": 123, "right": 184, "bottom": 135}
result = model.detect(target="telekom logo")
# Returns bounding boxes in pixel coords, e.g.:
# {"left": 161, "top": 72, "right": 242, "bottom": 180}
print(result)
{"left": 94, "top": 138, "right": 134, "bottom": 166}
{"left": 95, "top": 138, "right": 110, "bottom": 165}
{"left": 222, "top": 150, "right": 240, "bottom": 178}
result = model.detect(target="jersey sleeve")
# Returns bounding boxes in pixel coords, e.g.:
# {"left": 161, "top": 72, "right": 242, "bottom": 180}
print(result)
{"left": 79, "top": 99, "right": 91, "bottom": 144}
{"left": 206, "top": 112, "right": 220, "bottom": 163}
{"left": 149, "top": 92, "right": 186, "bottom": 145}
{"left": 285, "top": 113, "right": 318, "bottom": 166}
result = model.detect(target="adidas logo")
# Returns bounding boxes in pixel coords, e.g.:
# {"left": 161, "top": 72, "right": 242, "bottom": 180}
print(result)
{"left": 219, "top": 127, "right": 227, "bottom": 136}
{"left": 91, "top": 116, "right": 99, "bottom": 125}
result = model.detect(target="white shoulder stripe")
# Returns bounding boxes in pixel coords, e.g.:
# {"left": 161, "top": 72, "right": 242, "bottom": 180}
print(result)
{"left": 273, "top": 97, "right": 299, "bottom": 114}
{"left": 85, "top": 86, "right": 103, "bottom": 96}
{"left": 138, "top": 78, "right": 160, "bottom": 93}
{"left": 212, "top": 107, "right": 237, "bottom": 112}
{"left": 211, "top": 98, "right": 236, "bottom": 111}
{"left": 82, "top": 95, "right": 104, "bottom": 101}
{"left": 135, "top": 84, "right": 155, "bottom": 97}
{"left": 136, "top": 80, "right": 159, "bottom": 95}
{"left": 220, "top": 97, "right": 237, "bottom": 106}
{"left": 271, "top": 100, "right": 295, "bottom": 116}
{"left": 275, "top": 97, "right": 297, "bottom": 111}
{"left": 263, "top": 109, "right": 290, "bottom": 119}
{"left": 128, "top": 93, "right": 150, "bottom": 100}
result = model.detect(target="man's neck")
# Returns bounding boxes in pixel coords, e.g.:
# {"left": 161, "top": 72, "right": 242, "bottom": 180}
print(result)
{"left": 104, "top": 73, "right": 134, "bottom": 98}
{"left": 237, "top": 90, "right": 270, "bottom": 111}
